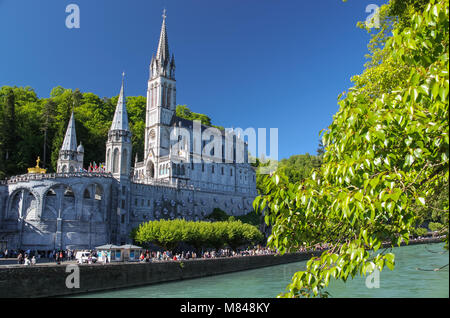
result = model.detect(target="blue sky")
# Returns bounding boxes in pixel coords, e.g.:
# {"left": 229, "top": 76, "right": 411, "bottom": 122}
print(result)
{"left": 0, "top": 0, "right": 386, "bottom": 160}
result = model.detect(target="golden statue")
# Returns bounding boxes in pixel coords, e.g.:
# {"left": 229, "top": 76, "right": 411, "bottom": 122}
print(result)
{"left": 28, "top": 156, "right": 47, "bottom": 174}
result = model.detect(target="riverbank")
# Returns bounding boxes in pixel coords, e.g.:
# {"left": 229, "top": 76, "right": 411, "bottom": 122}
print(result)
{"left": 0, "top": 236, "right": 445, "bottom": 298}
{"left": 0, "top": 250, "right": 322, "bottom": 298}
{"left": 71, "top": 242, "right": 448, "bottom": 298}
{"left": 383, "top": 235, "right": 445, "bottom": 248}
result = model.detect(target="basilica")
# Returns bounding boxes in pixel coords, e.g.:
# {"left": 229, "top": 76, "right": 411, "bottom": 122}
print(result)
{"left": 0, "top": 15, "right": 257, "bottom": 251}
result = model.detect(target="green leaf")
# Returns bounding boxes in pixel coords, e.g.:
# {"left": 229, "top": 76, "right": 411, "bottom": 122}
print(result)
{"left": 417, "top": 197, "right": 426, "bottom": 206}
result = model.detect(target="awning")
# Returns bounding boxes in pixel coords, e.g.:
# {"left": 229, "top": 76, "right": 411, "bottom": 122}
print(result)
{"left": 95, "top": 244, "right": 121, "bottom": 250}
{"left": 120, "top": 244, "right": 142, "bottom": 249}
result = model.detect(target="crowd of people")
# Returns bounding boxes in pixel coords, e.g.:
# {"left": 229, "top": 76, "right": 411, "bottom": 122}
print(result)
{"left": 0, "top": 249, "right": 82, "bottom": 265}
{"left": 0, "top": 243, "right": 353, "bottom": 266}
{"left": 1, "top": 233, "right": 445, "bottom": 266}
{"left": 136, "top": 243, "right": 335, "bottom": 263}
{"left": 137, "top": 246, "right": 280, "bottom": 263}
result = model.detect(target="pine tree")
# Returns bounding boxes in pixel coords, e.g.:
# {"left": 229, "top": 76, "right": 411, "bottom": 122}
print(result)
{"left": 1, "top": 88, "right": 18, "bottom": 176}
{"left": 41, "top": 99, "right": 57, "bottom": 169}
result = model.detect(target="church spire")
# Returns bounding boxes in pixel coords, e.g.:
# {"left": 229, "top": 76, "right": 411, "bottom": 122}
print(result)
{"left": 156, "top": 9, "right": 170, "bottom": 64}
{"left": 61, "top": 112, "right": 77, "bottom": 151}
{"left": 151, "top": 9, "right": 175, "bottom": 80}
{"left": 57, "top": 111, "right": 84, "bottom": 173}
{"left": 106, "top": 73, "right": 132, "bottom": 178}
{"left": 110, "top": 72, "right": 129, "bottom": 131}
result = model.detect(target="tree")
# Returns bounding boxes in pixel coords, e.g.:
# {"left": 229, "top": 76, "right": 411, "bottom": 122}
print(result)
{"left": 0, "top": 88, "right": 17, "bottom": 175}
{"left": 0, "top": 86, "right": 42, "bottom": 176}
{"left": 126, "top": 96, "right": 147, "bottom": 162}
{"left": 41, "top": 99, "right": 57, "bottom": 169}
{"left": 255, "top": 0, "right": 448, "bottom": 297}
{"left": 132, "top": 219, "right": 263, "bottom": 252}
{"left": 50, "top": 88, "right": 77, "bottom": 171}
{"left": 176, "top": 105, "right": 224, "bottom": 130}
{"left": 205, "top": 208, "right": 229, "bottom": 221}
{"left": 277, "top": 153, "right": 323, "bottom": 184}
{"left": 317, "top": 139, "right": 325, "bottom": 158}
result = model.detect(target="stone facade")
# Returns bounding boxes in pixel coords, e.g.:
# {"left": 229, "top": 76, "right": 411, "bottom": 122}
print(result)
{"left": 0, "top": 14, "right": 257, "bottom": 251}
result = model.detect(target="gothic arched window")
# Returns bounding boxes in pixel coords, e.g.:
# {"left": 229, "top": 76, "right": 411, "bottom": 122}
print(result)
{"left": 151, "top": 84, "right": 156, "bottom": 108}
{"left": 113, "top": 148, "right": 119, "bottom": 173}
{"left": 121, "top": 148, "right": 128, "bottom": 174}
{"left": 167, "top": 85, "right": 172, "bottom": 108}
{"left": 106, "top": 149, "right": 111, "bottom": 172}
{"left": 151, "top": 85, "right": 155, "bottom": 108}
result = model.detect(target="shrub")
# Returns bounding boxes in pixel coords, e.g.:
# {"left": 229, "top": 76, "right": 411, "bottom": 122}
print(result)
{"left": 132, "top": 219, "right": 263, "bottom": 251}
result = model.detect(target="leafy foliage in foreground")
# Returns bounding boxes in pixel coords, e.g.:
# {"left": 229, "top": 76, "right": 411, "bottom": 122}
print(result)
{"left": 252, "top": 152, "right": 323, "bottom": 195}
{"left": 255, "top": 0, "right": 449, "bottom": 297}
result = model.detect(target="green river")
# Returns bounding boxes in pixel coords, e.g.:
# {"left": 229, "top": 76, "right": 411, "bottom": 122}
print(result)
{"left": 73, "top": 243, "right": 448, "bottom": 298}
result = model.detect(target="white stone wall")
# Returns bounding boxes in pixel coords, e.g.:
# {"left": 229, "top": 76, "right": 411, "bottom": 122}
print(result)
{"left": 0, "top": 164, "right": 257, "bottom": 250}
{"left": 0, "top": 175, "right": 114, "bottom": 250}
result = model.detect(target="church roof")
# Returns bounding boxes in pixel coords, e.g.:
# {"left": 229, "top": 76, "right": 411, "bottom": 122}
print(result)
{"left": 110, "top": 75, "right": 130, "bottom": 132}
{"left": 171, "top": 115, "right": 226, "bottom": 137}
{"left": 61, "top": 112, "right": 78, "bottom": 152}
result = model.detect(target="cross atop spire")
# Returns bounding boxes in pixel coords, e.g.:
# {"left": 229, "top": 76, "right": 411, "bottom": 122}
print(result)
{"left": 156, "top": 10, "right": 170, "bottom": 65}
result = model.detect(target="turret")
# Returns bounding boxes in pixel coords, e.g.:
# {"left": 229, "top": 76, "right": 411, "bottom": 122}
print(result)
{"left": 57, "top": 112, "right": 84, "bottom": 173}
{"left": 105, "top": 73, "right": 132, "bottom": 179}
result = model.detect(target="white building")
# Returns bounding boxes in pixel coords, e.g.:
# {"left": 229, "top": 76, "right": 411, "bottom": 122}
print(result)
{"left": 0, "top": 14, "right": 257, "bottom": 251}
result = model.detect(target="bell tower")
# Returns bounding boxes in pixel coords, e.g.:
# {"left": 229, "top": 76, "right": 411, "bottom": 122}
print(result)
{"left": 145, "top": 10, "right": 176, "bottom": 178}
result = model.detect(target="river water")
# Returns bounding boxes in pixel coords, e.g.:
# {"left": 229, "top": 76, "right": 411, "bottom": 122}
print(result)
{"left": 73, "top": 243, "right": 448, "bottom": 298}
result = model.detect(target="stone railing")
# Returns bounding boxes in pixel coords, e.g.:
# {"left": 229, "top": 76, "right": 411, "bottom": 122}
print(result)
{"left": 4, "top": 172, "right": 114, "bottom": 184}
{"left": 131, "top": 177, "right": 257, "bottom": 196}
{"left": 132, "top": 178, "right": 197, "bottom": 191}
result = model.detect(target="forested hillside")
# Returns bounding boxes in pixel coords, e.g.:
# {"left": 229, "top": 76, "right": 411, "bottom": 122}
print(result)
{"left": 0, "top": 86, "right": 220, "bottom": 179}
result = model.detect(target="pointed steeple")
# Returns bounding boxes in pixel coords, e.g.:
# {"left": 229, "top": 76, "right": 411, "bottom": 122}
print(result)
{"left": 61, "top": 112, "right": 77, "bottom": 151}
{"left": 110, "top": 72, "right": 129, "bottom": 131}
{"left": 150, "top": 10, "right": 176, "bottom": 80}
{"left": 156, "top": 9, "right": 170, "bottom": 64}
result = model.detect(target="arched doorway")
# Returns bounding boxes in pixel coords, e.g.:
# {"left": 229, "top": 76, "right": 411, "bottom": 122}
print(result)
{"left": 146, "top": 161, "right": 155, "bottom": 178}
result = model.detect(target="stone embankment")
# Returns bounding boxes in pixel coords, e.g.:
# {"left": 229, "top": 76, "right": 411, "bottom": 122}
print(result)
{"left": 0, "top": 251, "right": 321, "bottom": 298}
{"left": 0, "top": 236, "right": 445, "bottom": 298}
